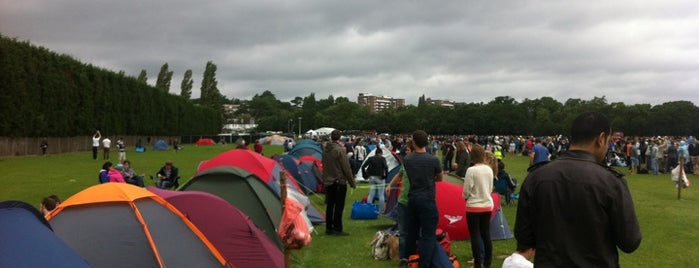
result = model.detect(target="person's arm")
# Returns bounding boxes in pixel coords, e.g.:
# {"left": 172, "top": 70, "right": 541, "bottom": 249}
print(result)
{"left": 514, "top": 176, "right": 536, "bottom": 249}
{"left": 171, "top": 167, "right": 179, "bottom": 181}
{"left": 529, "top": 150, "right": 535, "bottom": 165}
{"left": 339, "top": 150, "right": 355, "bottom": 188}
{"left": 611, "top": 179, "right": 642, "bottom": 253}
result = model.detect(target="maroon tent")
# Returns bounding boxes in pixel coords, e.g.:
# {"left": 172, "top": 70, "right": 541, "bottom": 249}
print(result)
{"left": 148, "top": 187, "right": 283, "bottom": 268}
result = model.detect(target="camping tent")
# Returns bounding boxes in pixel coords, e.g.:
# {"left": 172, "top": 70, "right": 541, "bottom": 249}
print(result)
{"left": 153, "top": 139, "right": 168, "bottom": 151}
{"left": 260, "top": 135, "right": 289, "bottom": 146}
{"left": 147, "top": 188, "right": 284, "bottom": 268}
{"left": 276, "top": 154, "right": 322, "bottom": 194}
{"left": 355, "top": 148, "right": 403, "bottom": 183}
{"left": 313, "top": 127, "right": 336, "bottom": 136}
{"left": 46, "top": 183, "right": 227, "bottom": 268}
{"left": 197, "top": 149, "right": 325, "bottom": 225}
{"left": 196, "top": 138, "right": 216, "bottom": 146}
{"left": 288, "top": 139, "right": 323, "bottom": 160}
{"left": 182, "top": 166, "right": 285, "bottom": 249}
{"left": 0, "top": 201, "right": 91, "bottom": 268}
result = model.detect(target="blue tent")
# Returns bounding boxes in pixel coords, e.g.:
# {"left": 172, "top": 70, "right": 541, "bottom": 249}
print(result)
{"left": 288, "top": 139, "right": 323, "bottom": 160}
{"left": 153, "top": 139, "right": 168, "bottom": 151}
{"left": 0, "top": 201, "right": 91, "bottom": 268}
{"left": 276, "top": 155, "right": 322, "bottom": 194}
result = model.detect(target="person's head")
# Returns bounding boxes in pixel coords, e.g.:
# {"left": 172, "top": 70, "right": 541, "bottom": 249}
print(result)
{"left": 455, "top": 141, "right": 466, "bottom": 152}
{"left": 498, "top": 160, "right": 505, "bottom": 172}
{"left": 405, "top": 140, "right": 415, "bottom": 154}
{"left": 516, "top": 243, "right": 536, "bottom": 259}
{"left": 375, "top": 148, "right": 383, "bottom": 155}
{"left": 485, "top": 151, "right": 498, "bottom": 175}
{"left": 164, "top": 161, "right": 173, "bottom": 169}
{"left": 569, "top": 111, "right": 612, "bottom": 162}
{"left": 470, "top": 144, "right": 485, "bottom": 164}
{"left": 412, "top": 130, "right": 428, "bottom": 148}
{"left": 41, "top": 196, "right": 60, "bottom": 216}
{"left": 123, "top": 160, "right": 131, "bottom": 168}
{"left": 102, "top": 161, "right": 113, "bottom": 170}
{"left": 331, "top": 130, "right": 342, "bottom": 141}
{"left": 114, "top": 163, "right": 124, "bottom": 171}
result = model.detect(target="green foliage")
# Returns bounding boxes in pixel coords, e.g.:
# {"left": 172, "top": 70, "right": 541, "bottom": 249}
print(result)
{"left": 200, "top": 61, "right": 222, "bottom": 112}
{"left": 180, "top": 69, "right": 193, "bottom": 100}
{"left": 137, "top": 69, "right": 148, "bottom": 83}
{"left": 0, "top": 35, "right": 221, "bottom": 136}
{"left": 155, "top": 63, "right": 174, "bottom": 93}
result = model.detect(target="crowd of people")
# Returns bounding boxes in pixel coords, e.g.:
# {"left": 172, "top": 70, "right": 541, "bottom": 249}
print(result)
{"left": 315, "top": 112, "right": 641, "bottom": 268}
{"left": 72, "top": 114, "right": 647, "bottom": 267}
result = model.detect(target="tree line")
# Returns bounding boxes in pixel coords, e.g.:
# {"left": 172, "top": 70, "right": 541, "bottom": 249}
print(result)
{"left": 2, "top": 34, "right": 697, "bottom": 138}
{"left": 239, "top": 93, "right": 699, "bottom": 137}
{"left": 0, "top": 35, "right": 221, "bottom": 137}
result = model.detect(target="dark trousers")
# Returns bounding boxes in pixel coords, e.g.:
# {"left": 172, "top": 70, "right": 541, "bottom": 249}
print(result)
{"left": 325, "top": 183, "right": 347, "bottom": 232}
{"left": 405, "top": 198, "right": 439, "bottom": 268}
{"left": 467, "top": 211, "right": 492, "bottom": 268}
{"left": 92, "top": 146, "right": 98, "bottom": 160}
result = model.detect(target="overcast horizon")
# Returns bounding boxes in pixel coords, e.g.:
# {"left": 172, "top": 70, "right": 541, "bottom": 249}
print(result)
{"left": 1, "top": 0, "right": 697, "bottom": 106}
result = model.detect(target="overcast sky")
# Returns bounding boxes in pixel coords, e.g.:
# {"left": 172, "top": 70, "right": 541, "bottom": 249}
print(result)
{"left": 1, "top": 0, "right": 697, "bottom": 105}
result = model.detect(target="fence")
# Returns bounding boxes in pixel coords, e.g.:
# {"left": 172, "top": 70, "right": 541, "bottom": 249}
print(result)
{"left": 0, "top": 136, "right": 175, "bottom": 157}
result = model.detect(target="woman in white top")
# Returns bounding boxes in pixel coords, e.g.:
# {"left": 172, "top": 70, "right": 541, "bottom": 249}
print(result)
{"left": 462, "top": 144, "right": 494, "bottom": 268}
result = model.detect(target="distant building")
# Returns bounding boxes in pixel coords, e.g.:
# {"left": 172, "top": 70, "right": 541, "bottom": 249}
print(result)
{"left": 426, "top": 98, "right": 456, "bottom": 107}
{"left": 358, "top": 93, "right": 405, "bottom": 112}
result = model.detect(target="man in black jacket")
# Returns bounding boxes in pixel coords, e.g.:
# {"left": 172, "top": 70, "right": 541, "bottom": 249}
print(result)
{"left": 361, "top": 148, "right": 389, "bottom": 212}
{"left": 515, "top": 111, "right": 641, "bottom": 268}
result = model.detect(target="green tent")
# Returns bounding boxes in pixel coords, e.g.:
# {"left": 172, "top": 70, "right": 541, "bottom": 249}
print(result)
{"left": 180, "top": 166, "right": 283, "bottom": 249}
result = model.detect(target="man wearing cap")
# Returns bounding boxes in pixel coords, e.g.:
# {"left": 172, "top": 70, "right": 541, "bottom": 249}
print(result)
{"left": 322, "top": 130, "right": 356, "bottom": 236}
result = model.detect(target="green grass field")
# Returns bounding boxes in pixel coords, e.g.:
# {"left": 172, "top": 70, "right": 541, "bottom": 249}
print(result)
{"left": 1, "top": 146, "right": 697, "bottom": 267}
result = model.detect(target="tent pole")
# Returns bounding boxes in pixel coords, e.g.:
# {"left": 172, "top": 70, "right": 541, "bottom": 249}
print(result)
{"left": 281, "top": 170, "right": 292, "bottom": 267}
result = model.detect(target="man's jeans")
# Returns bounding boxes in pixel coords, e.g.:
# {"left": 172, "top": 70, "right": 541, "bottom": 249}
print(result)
{"left": 405, "top": 198, "right": 439, "bottom": 268}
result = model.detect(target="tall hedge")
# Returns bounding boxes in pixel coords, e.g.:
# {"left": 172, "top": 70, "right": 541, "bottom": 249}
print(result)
{"left": 0, "top": 35, "right": 221, "bottom": 137}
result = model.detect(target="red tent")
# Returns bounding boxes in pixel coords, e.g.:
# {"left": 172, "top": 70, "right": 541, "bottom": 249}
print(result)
{"left": 196, "top": 138, "right": 216, "bottom": 146}
{"left": 435, "top": 181, "right": 500, "bottom": 240}
{"left": 148, "top": 187, "right": 283, "bottom": 268}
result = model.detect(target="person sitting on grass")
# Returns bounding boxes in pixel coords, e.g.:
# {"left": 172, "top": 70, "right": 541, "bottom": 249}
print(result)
{"left": 119, "top": 160, "right": 145, "bottom": 187}
{"left": 156, "top": 161, "right": 179, "bottom": 189}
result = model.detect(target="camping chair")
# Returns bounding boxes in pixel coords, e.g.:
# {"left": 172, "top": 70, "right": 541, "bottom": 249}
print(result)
{"left": 493, "top": 178, "right": 515, "bottom": 206}
{"left": 149, "top": 175, "right": 180, "bottom": 189}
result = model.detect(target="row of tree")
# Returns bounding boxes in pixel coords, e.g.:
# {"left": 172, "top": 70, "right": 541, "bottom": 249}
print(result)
{"left": 0, "top": 35, "right": 221, "bottom": 137}
{"left": 237, "top": 92, "right": 699, "bottom": 137}
{"left": 3, "top": 34, "right": 698, "bottom": 138}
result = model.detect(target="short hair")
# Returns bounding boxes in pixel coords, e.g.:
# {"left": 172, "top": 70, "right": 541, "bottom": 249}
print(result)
{"left": 375, "top": 148, "right": 383, "bottom": 154}
{"left": 331, "top": 130, "right": 342, "bottom": 141}
{"left": 165, "top": 160, "right": 173, "bottom": 166}
{"left": 412, "top": 130, "right": 428, "bottom": 148}
{"left": 48, "top": 195, "right": 61, "bottom": 203}
{"left": 570, "top": 111, "right": 611, "bottom": 145}
{"left": 123, "top": 160, "right": 131, "bottom": 165}
{"left": 42, "top": 196, "right": 59, "bottom": 211}
{"left": 470, "top": 144, "right": 485, "bottom": 164}
{"left": 516, "top": 242, "right": 534, "bottom": 252}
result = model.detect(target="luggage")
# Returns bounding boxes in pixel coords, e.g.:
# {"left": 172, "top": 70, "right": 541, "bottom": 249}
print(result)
{"left": 351, "top": 201, "right": 378, "bottom": 220}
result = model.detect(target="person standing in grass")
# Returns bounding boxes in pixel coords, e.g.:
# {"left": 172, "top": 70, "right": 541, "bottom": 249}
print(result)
{"left": 403, "top": 130, "right": 442, "bottom": 268}
{"left": 463, "top": 144, "right": 494, "bottom": 268}
{"left": 515, "top": 111, "right": 642, "bottom": 267}
{"left": 322, "top": 129, "right": 356, "bottom": 236}
{"left": 91, "top": 130, "right": 101, "bottom": 160}
{"left": 386, "top": 140, "right": 414, "bottom": 266}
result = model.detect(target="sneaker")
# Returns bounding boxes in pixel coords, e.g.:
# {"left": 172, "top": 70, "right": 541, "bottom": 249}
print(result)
{"left": 334, "top": 231, "right": 350, "bottom": 236}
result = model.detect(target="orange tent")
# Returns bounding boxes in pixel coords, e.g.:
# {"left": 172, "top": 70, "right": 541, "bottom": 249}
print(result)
{"left": 47, "top": 183, "right": 229, "bottom": 268}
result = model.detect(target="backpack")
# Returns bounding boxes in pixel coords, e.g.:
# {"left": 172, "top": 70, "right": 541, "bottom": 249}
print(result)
{"left": 369, "top": 230, "right": 390, "bottom": 260}
{"left": 407, "top": 253, "right": 460, "bottom": 268}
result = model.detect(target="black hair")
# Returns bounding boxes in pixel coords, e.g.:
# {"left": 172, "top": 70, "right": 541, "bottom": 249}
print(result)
{"left": 375, "top": 148, "right": 383, "bottom": 154}
{"left": 102, "top": 161, "right": 113, "bottom": 170}
{"left": 413, "top": 130, "right": 428, "bottom": 148}
{"left": 331, "top": 130, "right": 342, "bottom": 141}
{"left": 516, "top": 242, "right": 533, "bottom": 252}
{"left": 570, "top": 111, "right": 611, "bottom": 145}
